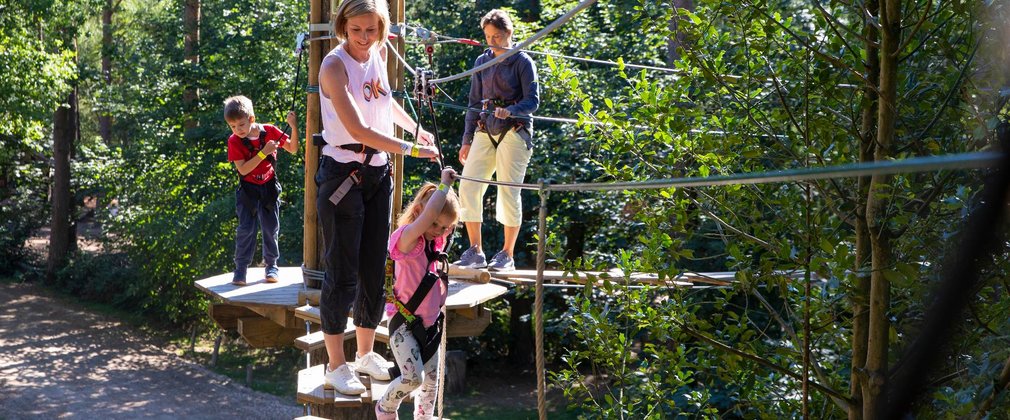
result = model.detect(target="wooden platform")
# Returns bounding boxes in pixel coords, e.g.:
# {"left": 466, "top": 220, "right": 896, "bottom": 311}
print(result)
{"left": 194, "top": 266, "right": 508, "bottom": 348}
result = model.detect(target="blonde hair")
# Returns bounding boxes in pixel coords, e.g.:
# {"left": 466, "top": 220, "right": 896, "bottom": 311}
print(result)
{"left": 332, "top": 0, "right": 390, "bottom": 46}
{"left": 480, "top": 9, "right": 514, "bottom": 33}
{"left": 223, "top": 95, "right": 254, "bottom": 121}
{"left": 397, "top": 183, "right": 460, "bottom": 229}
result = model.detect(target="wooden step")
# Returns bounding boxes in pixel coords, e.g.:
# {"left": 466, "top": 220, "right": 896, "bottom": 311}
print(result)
{"left": 297, "top": 364, "right": 364, "bottom": 406}
{"left": 295, "top": 322, "right": 390, "bottom": 352}
{"left": 297, "top": 364, "right": 392, "bottom": 406}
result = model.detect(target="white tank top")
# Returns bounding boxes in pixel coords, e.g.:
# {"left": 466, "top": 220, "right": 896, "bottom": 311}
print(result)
{"left": 319, "top": 43, "right": 392, "bottom": 166}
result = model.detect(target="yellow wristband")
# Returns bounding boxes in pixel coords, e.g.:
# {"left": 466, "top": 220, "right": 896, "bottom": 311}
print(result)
{"left": 257, "top": 151, "right": 267, "bottom": 160}
{"left": 437, "top": 183, "right": 450, "bottom": 193}
{"left": 410, "top": 144, "right": 420, "bottom": 158}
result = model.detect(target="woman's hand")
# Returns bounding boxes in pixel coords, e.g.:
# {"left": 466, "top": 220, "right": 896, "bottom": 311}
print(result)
{"left": 493, "top": 106, "right": 512, "bottom": 119}
{"left": 415, "top": 127, "right": 435, "bottom": 146}
{"left": 416, "top": 144, "right": 441, "bottom": 160}
{"left": 458, "top": 144, "right": 471, "bottom": 166}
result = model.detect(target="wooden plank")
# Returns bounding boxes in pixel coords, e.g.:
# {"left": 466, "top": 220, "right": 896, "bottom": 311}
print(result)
{"left": 297, "top": 364, "right": 364, "bottom": 407}
{"left": 299, "top": 288, "right": 321, "bottom": 306}
{"left": 295, "top": 304, "right": 321, "bottom": 324}
{"left": 194, "top": 266, "right": 305, "bottom": 309}
{"left": 445, "top": 280, "right": 507, "bottom": 310}
{"left": 236, "top": 317, "right": 303, "bottom": 348}
{"left": 294, "top": 330, "right": 326, "bottom": 352}
{"left": 208, "top": 303, "right": 259, "bottom": 330}
{"left": 446, "top": 306, "right": 491, "bottom": 338}
{"left": 446, "top": 264, "right": 491, "bottom": 283}
{"left": 294, "top": 320, "right": 389, "bottom": 351}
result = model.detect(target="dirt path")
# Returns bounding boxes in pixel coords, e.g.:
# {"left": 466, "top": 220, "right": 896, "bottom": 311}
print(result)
{"left": 0, "top": 281, "right": 302, "bottom": 419}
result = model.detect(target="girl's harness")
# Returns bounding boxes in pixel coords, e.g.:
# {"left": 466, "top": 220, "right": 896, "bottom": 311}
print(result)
{"left": 385, "top": 237, "right": 450, "bottom": 380}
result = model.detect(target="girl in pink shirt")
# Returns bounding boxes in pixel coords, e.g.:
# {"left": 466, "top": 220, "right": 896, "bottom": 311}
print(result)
{"left": 377, "top": 168, "right": 459, "bottom": 420}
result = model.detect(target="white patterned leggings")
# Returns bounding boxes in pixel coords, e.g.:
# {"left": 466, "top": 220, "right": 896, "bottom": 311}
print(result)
{"left": 375, "top": 323, "right": 441, "bottom": 419}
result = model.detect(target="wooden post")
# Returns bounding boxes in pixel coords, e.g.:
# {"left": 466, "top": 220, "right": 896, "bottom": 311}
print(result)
{"left": 303, "top": 0, "right": 328, "bottom": 270}
{"left": 388, "top": 0, "right": 405, "bottom": 228}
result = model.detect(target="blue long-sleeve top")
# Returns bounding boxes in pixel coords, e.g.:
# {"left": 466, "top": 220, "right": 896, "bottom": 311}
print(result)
{"left": 462, "top": 49, "right": 540, "bottom": 147}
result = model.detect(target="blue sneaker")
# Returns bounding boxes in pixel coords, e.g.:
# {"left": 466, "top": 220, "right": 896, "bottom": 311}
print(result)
{"left": 454, "top": 245, "right": 487, "bottom": 269}
{"left": 487, "top": 251, "right": 515, "bottom": 272}
{"left": 231, "top": 270, "right": 247, "bottom": 286}
{"left": 265, "top": 265, "right": 279, "bottom": 283}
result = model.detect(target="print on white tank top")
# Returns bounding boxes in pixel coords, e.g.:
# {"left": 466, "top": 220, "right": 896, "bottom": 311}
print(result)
{"left": 319, "top": 43, "right": 393, "bottom": 166}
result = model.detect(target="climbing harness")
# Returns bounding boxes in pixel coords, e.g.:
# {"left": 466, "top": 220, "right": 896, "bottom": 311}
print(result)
{"left": 384, "top": 238, "right": 451, "bottom": 380}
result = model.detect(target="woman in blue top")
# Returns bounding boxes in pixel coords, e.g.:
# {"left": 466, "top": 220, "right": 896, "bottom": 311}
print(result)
{"left": 456, "top": 9, "right": 540, "bottom": 272}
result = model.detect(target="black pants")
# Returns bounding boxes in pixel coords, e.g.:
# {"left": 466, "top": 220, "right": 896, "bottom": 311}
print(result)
{"left": 315, "top": 157, "right": 392, "bottom": 334}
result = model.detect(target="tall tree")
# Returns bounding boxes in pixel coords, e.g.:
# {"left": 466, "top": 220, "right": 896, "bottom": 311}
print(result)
{"left": 182, "top": 0, "right": 200, "bottom": 132}
{"left": 99, "top": 0, "right": 122, "bottom": 144}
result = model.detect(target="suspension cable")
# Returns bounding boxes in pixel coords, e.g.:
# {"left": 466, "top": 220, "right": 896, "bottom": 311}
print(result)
{"left": 454, "top": 152, "right": 1000, "bottom": 192}
{"left": 429, "top": 0, "right": 598, "bottom": 85}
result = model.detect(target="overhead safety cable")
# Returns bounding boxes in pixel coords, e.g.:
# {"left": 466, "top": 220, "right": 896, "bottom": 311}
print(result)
{"left": 454, "top": 152, "right": 1000, "bottom": 192}
{"left": 429, "top": 0, "right": 599, "bottom": 85}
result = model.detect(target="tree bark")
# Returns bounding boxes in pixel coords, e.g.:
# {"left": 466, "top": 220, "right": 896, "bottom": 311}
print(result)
{"left": 666, "top": 0, "right": 693, "bottom": 65}
{"left": 47, "top": 89, "right": 78, "bottom": 283}
{"left": 99, "top": 0, "right": 114, "bottom": 144}
{"left": 183, "top": 0, "right": 200, "bottom": 132}
{"left": 862, "top": 0, "right": 901, "bottom": 418}
{"left": 850, "top": 2, "right": 879, "bottom": 418}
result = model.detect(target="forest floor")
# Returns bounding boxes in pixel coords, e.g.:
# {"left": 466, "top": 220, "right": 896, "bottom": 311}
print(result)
{"left": 2, "top": 222, "right": 562, "bottom": 419}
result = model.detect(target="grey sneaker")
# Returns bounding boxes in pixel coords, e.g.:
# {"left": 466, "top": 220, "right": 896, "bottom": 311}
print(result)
{"left": 454, "top": 245, "right": 487, "bottom": 269}
{"left": 487, "top": 251, "right": 515, "bottom": 272}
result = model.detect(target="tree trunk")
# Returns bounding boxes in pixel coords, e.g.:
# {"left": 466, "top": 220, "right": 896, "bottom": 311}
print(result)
{"left": 47, "top": 89, "right": 78, "bottom": 283}
{"left": 850, "top": 2, "right": 879, "bottom": 418}
{"left": 183, "top": 0, "right": 200, "bottom": 133}
{"left": 99, "top": 0, "right": 114, "bottom": 144}
{"left": 666, "top": 0, "right": 693, "bottom": 65}
{"left": 862, "top": 0, "right": 901, "bottom": 417}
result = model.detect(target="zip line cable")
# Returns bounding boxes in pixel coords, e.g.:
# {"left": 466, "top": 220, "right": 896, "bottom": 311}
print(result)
{"left": 452, "top": 152, "right": 1000, "bottom": 192}
{"left": 429, "top": 0, "right": 599, "bottom": 85}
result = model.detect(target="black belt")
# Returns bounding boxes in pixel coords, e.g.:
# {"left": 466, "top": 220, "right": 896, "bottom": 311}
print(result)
{"left": 338, "top": 143, "right": 380, "bottom": 154}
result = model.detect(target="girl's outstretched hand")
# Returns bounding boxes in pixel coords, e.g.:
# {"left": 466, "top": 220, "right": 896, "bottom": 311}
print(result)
{"left": 440, "top": 167, "right": 457, "bottom": 186}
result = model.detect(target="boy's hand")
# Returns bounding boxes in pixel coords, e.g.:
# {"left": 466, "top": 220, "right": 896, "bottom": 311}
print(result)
{"left": 440, "top": 167, "right": 456, "bottom": 186}
{"left": 262, "top": 140, "right": 279, "bottom": 155}
{"left": 286, "top": 111, "right": 298, "bottom": 129}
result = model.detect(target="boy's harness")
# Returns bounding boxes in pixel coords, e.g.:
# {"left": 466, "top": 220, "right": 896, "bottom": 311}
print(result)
{"left": 385, "top": 238, "right": 450, "bottom": 380}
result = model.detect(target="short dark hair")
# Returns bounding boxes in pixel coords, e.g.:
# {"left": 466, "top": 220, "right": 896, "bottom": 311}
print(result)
{"left": 223, "top": 95, "right": 254, "bottom": 121}
{"left": 480, "top": 9, "right": 513, "bottom": 34}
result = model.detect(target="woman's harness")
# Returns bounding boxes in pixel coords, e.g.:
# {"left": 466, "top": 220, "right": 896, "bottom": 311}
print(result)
{"left": 385, "top": 237, "right": 449, "bottom": 380}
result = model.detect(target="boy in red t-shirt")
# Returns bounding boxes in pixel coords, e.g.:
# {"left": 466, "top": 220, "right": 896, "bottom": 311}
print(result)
{"left": 224, "top": 95, "right": 299, "bottom": 285}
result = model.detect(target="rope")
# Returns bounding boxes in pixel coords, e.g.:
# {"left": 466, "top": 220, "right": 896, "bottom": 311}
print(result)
{"left": 385, "top": 38, "right": 417, "bottom": 76}
{"left": 436, "top": 307, "right": 447, "bottom": 420}
{"left": 455, "top": 152, "right": 999, "bottom": 192}
{"left": 429, "top": 0, "right": 599, "bottom": 85}
{"left": 534, "top": 182, "right": 550, "bottom": 420}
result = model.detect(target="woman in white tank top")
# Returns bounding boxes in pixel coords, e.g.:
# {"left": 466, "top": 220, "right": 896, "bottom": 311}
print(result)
{"left": 314, "top": 0, "right": 441, "bottom": 399}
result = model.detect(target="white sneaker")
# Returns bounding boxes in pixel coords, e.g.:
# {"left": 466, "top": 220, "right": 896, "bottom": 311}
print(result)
{"left": 354, "top": 351, "right": 392, "bottom": 381}
{"left": 323, "top": 364, "right": 366, "bottom": 395}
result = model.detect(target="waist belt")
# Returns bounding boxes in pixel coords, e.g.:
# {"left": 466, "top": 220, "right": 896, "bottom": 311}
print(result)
{"left": 339, "top": 143, "right": 380, "bottom": 154}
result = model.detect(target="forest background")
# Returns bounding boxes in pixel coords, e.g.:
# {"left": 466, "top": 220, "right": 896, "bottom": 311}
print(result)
{"left": 3, "top": 0, "right": 1010, "bottom": 417}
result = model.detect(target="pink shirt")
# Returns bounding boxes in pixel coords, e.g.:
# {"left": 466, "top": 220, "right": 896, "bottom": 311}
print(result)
{"left": 386, "top": 225, "right": 447, "bottom": 327}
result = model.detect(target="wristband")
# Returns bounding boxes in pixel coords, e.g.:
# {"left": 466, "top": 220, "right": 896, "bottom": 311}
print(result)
{"left": 257, "top": 151, "right": 267, "bottom": 160}
{"left": 410, "top": 144, "right": 420, "bottom": 158}
{"left": 437, "top": 183, "right": 450, "bottom": 193}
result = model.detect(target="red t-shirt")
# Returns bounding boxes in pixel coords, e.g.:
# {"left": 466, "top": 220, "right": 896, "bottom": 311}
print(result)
{"left": 226, "top": 124, "right": 289, "bottom": 184}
